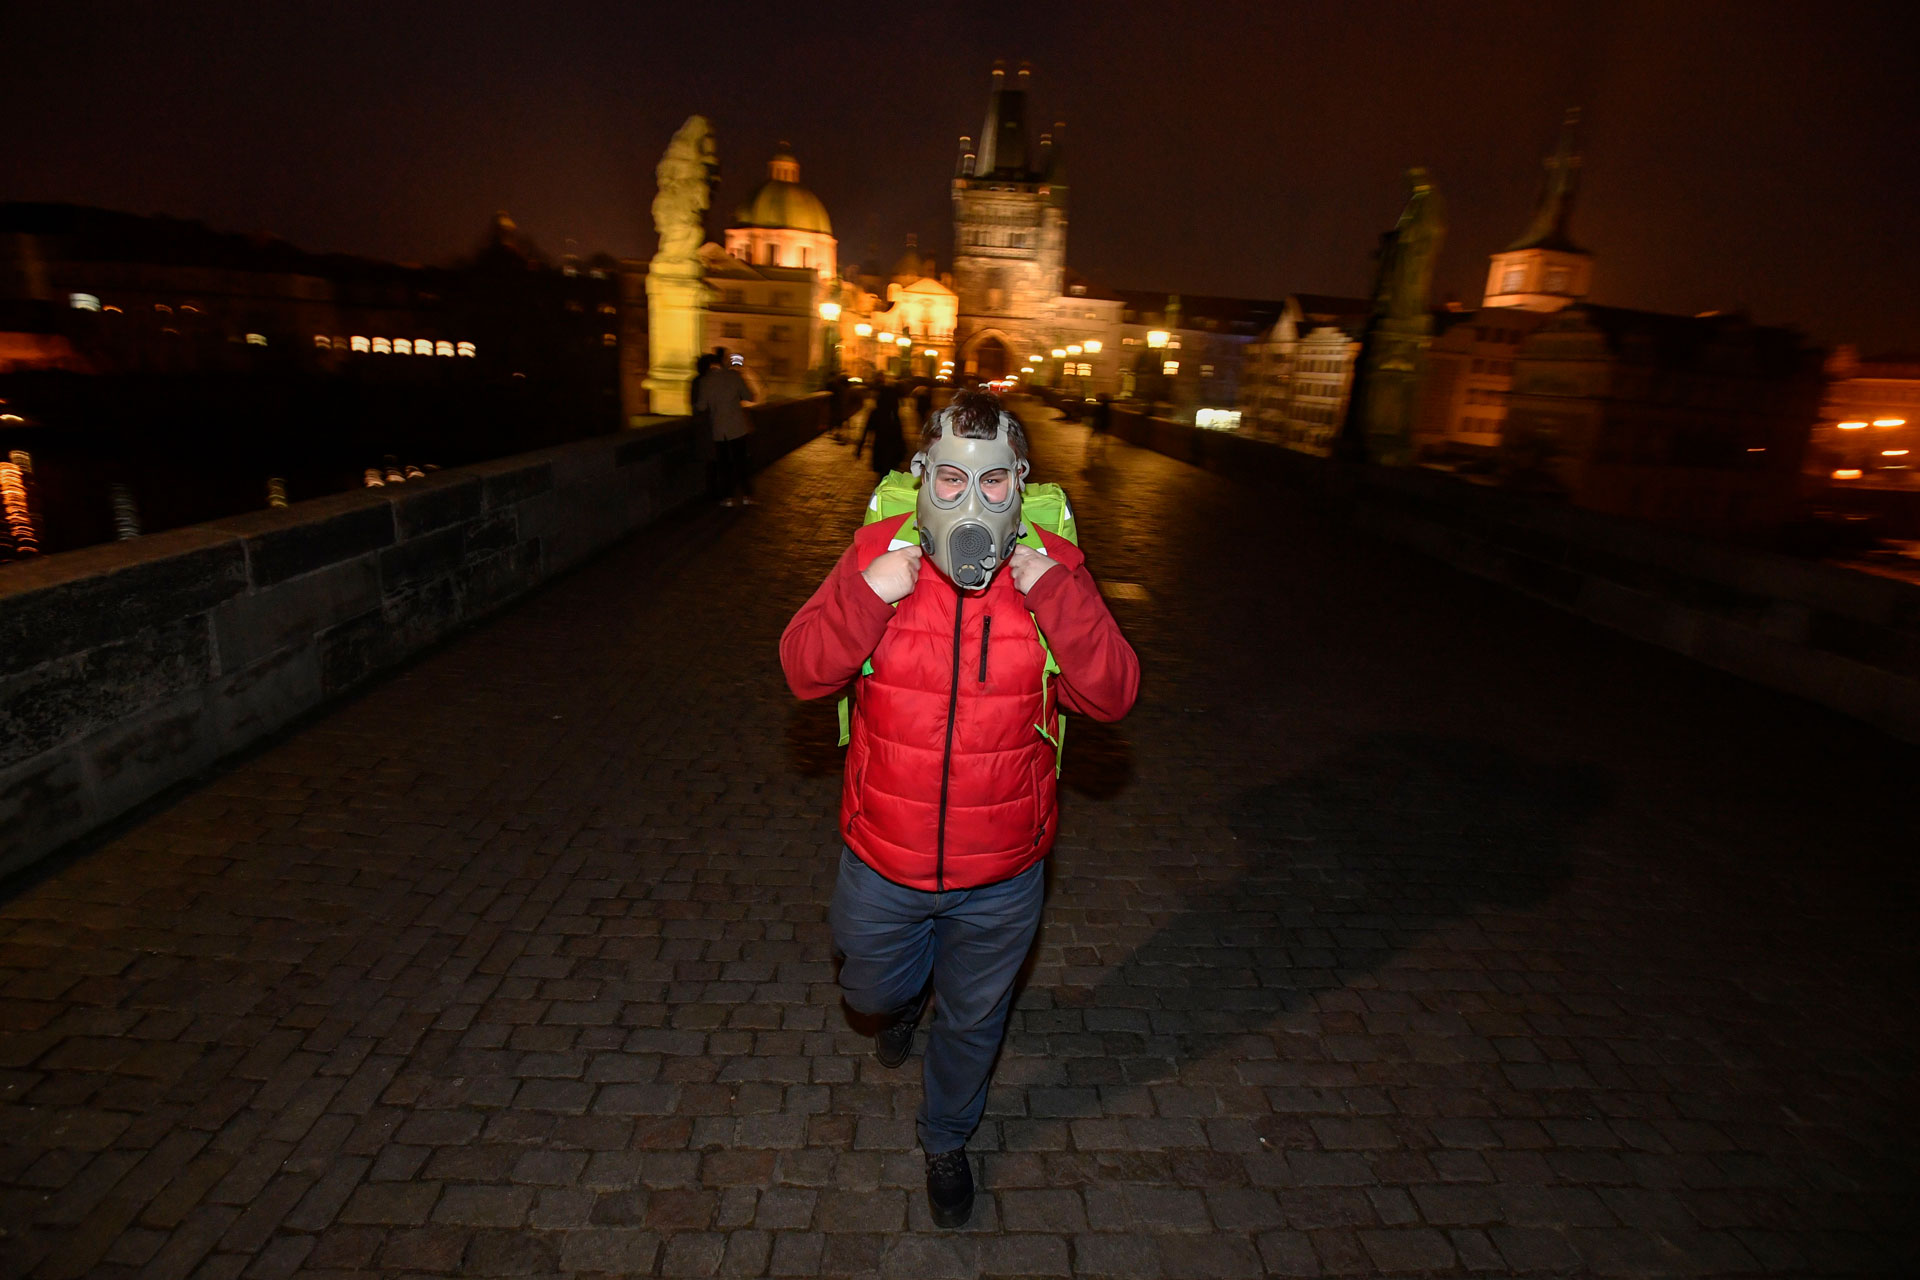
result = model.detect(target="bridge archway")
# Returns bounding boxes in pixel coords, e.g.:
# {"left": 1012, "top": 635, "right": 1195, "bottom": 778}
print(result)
{"left": 961, "top": 330, "right": 1017, "bottom": 383}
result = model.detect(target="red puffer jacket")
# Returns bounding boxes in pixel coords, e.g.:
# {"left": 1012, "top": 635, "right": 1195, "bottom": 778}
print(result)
{"left": 781, "top": 513, "right": 1139, "bottom": 890}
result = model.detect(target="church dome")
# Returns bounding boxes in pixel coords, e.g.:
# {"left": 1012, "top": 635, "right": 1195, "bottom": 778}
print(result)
{"left": 736, "top": 146, "right": 832, "bottom": 234}
{"left": 891, "top": 235, "right": 929, "bottom": 282}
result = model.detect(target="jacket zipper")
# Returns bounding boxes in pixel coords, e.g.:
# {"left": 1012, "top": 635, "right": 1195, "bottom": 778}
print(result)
{"left": 978, "top": 616, "right": 991, "bottom": 684}
{"left": 936, "top": 585, "right": 965, "bottom": 892}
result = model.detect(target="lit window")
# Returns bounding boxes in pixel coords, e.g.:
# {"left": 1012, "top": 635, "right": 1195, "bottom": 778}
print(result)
{"left": 602, "top": 333, "right": 617, "bottom": 346}
{"left": 436, "top": 341, "right": 455, "bottom": 357}
{"left": 350, "top": 336, "right": 370, "bottom": 352}
{"left": 314, "top": 335, "right": 331, "bottom": 349}
{"left": 393, "top": 338, "right": 412, "bottom": 354}
{"left": 599, "top": 303, "right": 616, "bottom": 315}
{"left": 455, "top": 341, "right": 475, "bottom": 357}
{"left": 69, "top": 293, "right": 101, "bottom": 311}
{"left": 1164, "top": 361, "right": 1179, "bottom": 375}
{"left": 372, "top": 337, "right": 392, "bottom": 354}
{"left": 1545, "top": 268, "right": 1569, "bottom": 292}
{"left": 1501, "top": 266, "right": 1525, "bottom": 293}
{"left": 245, "top": 333, "right": 267, "bottom": 346}
{"left": 590, "top": 268, "right": 606, "bottom": 279}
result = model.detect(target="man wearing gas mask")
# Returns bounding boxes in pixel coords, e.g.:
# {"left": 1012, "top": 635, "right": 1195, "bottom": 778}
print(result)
{"left": 781, "top": 390, "right": 1139, "bottom": 1227}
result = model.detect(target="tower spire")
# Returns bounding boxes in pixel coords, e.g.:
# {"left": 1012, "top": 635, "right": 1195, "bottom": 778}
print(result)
{"left": 1507, "top": 108, "right": 1583, "bottom": 253}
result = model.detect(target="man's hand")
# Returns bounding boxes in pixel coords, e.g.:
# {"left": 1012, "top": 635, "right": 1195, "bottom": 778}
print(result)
{"left": 1008, "top": 545, "right": 1061, "bottom": 594}
{"left": 861, "top": 545, "right": 923, "bottom": 604}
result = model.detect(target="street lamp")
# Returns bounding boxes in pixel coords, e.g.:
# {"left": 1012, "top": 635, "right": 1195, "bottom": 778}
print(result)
{"left": 1146, "top": 330, "right": 1169, "bottom": 349}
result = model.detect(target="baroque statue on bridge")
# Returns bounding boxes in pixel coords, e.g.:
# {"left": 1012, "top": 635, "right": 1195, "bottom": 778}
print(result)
{"left": 1378, "top": 167, "right": 1446, "bottom": 323}
{"left": 651, "top": 115, "right": 717, "bottom": 265}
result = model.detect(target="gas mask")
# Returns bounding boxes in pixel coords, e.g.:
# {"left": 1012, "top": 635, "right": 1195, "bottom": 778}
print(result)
{"left": 910, "top": 412, "right": 1029, "bottom": 590}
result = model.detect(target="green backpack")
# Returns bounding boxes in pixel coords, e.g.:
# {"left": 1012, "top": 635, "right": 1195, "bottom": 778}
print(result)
{"left": 839, "top": 472, "right": 1080, "bottom": 776}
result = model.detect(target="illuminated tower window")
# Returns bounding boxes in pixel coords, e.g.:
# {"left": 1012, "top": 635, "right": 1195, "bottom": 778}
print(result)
{"left": 372, "top": 337, "right": 392, "bottom": 354}
{"left": 314, "top": 334, "right": 331, "bottom": 349}
{"left": 350, "top": 335, "right": 370, "bottom": 352}
{"left": 436, "top": 340, "right": 455, "bottom": 356}
{"left": 1501, "top": 266, "right": 1525, "bottom": 293}
{"left": 69, "top": 293, "right": 101, "bottom": 311}
{"left": 456, "top": 341, "right": 476, "bottom": 357}
{"left": 393, "top": 338, "right": 413, "bottom": 354}
{"left": 245, "top": 333, "right": 267, "bottom": 346}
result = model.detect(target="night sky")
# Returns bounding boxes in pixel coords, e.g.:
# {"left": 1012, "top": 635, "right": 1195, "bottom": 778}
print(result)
{"left": 7, "top": 1, "right": 1915, "bottom": 352}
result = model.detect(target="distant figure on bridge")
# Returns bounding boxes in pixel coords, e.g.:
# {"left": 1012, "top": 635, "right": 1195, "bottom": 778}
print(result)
{"left": 696, "top": 348, "right": 756, "bottom": 506}
{"left": 780, "top": 390, "right": 1140, "bottom": 1229}
{"left": 855, "top": 373, "right": 907, "bottom": 476}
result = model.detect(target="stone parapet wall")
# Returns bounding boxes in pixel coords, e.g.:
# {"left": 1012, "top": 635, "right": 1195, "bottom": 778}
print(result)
{"left": 1107, "top": 404, "right": 1920, "bottom": 743}
{"left": 0, "top": 396, "right": 829, "bottom": 877}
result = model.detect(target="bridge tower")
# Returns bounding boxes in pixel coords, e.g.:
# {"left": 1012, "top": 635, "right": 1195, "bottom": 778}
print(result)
{"left": 1484, "top": 110, "right": 1593, "bottom": 312}
{"left": 951, "top": 62, "right": 1068, "bottom": 381}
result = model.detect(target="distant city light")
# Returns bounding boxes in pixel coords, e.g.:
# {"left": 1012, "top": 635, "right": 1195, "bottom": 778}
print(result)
{"left": 394, "top": 338, "right": 413, "bottom": 354}
{"left": 350, "top": 336, "right": 370, "bottom": 353}
{"left": 1836, "top": 421, "right": 1867, "bottom": 430}
{"left": 245, "top": 333, "right": 267, "bottom": 346}
{"left": 1066, "top": 344, "right": 1082, "bottom": 355}
{"left": 69, "top": 293, "right": 100, "bottom": 311}
{"left": 372, "top": 337, "right": 392, "bottom": 354}
{"left": 1051, "top": 348, "right": 1066, "bottom": 358}
{"left": 0, "top": 414, "right": 24, "bottom": 423}
{"left": 365, "top": 468, "right": 385, "bottom": 487}
{"left": 1883, "top": 449, "right": 1910, "bottom": 456}
{"left": 1874, "top": 418, "right": 1907, "bottom": 427}
{"left": 1084, "top": 339, "right": 1102, "bottom": 354}
{"left": 457, "top": 341, "right": 476, "bottom": 357}
{"left": 1832, "top": 468, "right": 1863, "bottom": 479}
{"left": 436, "top": 341, "right": 455, "bottom": 356}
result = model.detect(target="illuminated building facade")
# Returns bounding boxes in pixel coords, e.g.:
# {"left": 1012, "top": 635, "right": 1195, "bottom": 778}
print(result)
{"left": 1502, "top": 305, "right": 1823, "bottom": 533}
{"left": 1811, "top": 347, "right": 1919, "bottom": 484}
{"left": 1239, "top": 295, "right": 1369, "bottom": 452}
{"left": 1411, "top": 309, "right": 1550, "bottom": 462}
{"left": 699, "top": 244, "right": 822, "bottom": 399}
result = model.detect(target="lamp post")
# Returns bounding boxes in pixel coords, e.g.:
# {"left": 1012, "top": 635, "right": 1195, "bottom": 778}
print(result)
{"left": 895, "top": 334, "right": 912, "bottom": 378}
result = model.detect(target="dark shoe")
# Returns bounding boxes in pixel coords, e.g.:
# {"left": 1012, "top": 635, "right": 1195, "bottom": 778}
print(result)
{"left": 925, "top": 1148, "right": 974, "bottom": 1228}
{"left": 875, "top": 992, "right": 929, "bottom": 1069}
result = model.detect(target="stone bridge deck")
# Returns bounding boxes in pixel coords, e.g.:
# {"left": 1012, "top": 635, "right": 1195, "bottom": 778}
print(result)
{"left": 1, "top": 409, "right": 1914, "bottom": 1278}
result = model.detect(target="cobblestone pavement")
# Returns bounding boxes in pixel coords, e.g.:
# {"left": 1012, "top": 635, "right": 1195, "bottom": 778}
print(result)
{"left": 3, "top": 405, "right": 1916, "bottom": 1278}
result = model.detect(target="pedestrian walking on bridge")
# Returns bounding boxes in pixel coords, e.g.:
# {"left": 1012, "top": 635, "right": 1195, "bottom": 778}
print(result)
{"left": 781, "top": 390, "right": 1139, "bottom": 1227}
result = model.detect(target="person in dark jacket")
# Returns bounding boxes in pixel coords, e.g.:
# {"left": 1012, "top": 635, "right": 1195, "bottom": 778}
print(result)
{"left": 781, "top": 390, "right": 1139, "bottom": 1228}
{"left": 855, "top": 373, "right": 907, "bottom": 476}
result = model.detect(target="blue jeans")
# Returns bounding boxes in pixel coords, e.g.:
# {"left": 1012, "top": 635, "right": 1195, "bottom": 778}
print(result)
{"left": 829, "top": 847, "right": 1045, "bottom": 1154}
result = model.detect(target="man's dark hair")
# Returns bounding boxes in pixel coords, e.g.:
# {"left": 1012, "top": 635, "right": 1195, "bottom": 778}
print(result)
{"left": 925, "top": 389, "right": 1029, "bottom": 462}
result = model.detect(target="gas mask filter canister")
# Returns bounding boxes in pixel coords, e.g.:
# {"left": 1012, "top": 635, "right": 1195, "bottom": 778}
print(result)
{"left": 911, "top": 411, "right": 1029, "bottom": 590}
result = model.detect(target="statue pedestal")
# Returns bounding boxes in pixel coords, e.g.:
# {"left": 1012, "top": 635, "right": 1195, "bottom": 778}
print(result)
{"left": 1360, "top": 319, "right": 1432, "bottom": 467}
{"left": 644, "top": 261, "right": 709, "bottom": 418}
